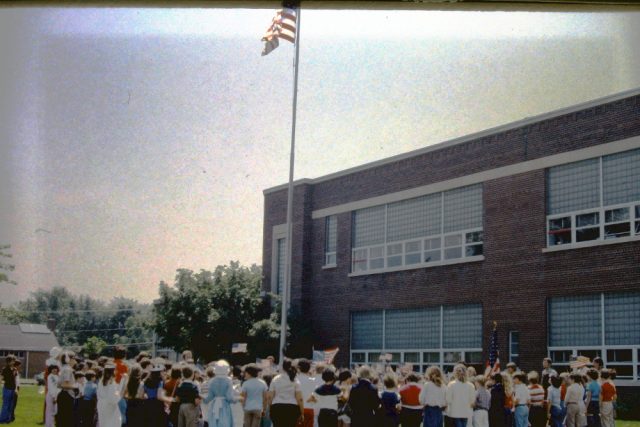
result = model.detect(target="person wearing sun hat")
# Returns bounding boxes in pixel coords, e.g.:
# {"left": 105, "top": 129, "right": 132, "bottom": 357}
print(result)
{"left": 203, "top": 360, "right": 237, "bottom": 427}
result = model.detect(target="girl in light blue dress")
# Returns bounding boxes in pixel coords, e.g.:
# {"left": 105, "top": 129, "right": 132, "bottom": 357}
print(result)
{"left": 204, "top": 360, "right": 237, "bottom": 427}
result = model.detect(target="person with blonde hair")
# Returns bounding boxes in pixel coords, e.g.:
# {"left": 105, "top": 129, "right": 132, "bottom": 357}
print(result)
{"left": 97, "top": 364, "right": 122, "bottom": 427}
{"left": 445, "top": 364, "right": 475, "bottom": 427}
{"left": 501, "top": 371, "right": 514, "bottom": 427}
{"left": 346, "top": 366, "right": 380, "bottom": 427}
{"left": 420, "top": 366, "right": 447, "bottom": 427}
{"left": 203, "top": 360, "right": 236, "bottom": 427}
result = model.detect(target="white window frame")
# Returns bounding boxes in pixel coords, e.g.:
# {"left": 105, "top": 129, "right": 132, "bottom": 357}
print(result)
{"left": 509, "top": 331, "right": 520, "bottom": 364}
{"left": 350, "top": 306, "right": 483, "bottom": 372}
{"left": 350, "top": 227, "right": 483, "bottom": 277}
{"left": 545, "top": 154, "right": 640, "bottom": 252}
{"left": 548, "top": 293, "right": 640, "bottom": 385}
{"left": 323, "top": 215, "right": 337, "bottom": 268}
{"left": 270, "top": 224, "right": 288, "bottom": 297}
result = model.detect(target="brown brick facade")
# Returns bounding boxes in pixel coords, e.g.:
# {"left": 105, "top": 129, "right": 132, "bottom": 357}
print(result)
{"left": 262, "top": 92, "right": 640, "bottom": 371}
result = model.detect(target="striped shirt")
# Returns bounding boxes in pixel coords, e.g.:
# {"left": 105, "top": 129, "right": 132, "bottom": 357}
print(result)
{"left": 528, "top": 384, "right": 545, "bottom": 407}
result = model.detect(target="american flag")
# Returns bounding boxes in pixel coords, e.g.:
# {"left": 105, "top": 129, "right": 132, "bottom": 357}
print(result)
{"left": 261, "top": 8, "right": 297, "bottom": 56}
{"left": 232, "top": 343, "right": 248, "bottom": 354}
{"left": 485, "top": 322, "right": 501, "bottom": 376}
{"left": 312, "top": 347, "right": 339, "bottom": 364}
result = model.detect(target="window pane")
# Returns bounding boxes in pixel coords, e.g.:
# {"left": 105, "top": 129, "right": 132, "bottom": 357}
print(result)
{"left": 425, "top": 237, "right": 441, "bottom": 250}
{"left": 444, "top": 247, "right": 462, "bottom": 259}
{"left": 370, "top": 246, "right": 384, "bottom": 259}
{"left": 466, "top": 231, "right": 484, "bottom": 244}
{"left": 424, "top": 250, "right": 441, "bottom": 263}
{"left": 368, "top": 353, "right": 381, "bottom": 363}
{"left": 404, "top": 352, "right": 420, "bottom": 363}
{"left": 444, "top": 234, "right": 462, "bottom": 247}
{"left": 351, "top": 311, "right": 383, "bottom": 349}
{"left": 326, "top": 216, "right": 338, "bottom": 253}
{"left": 387, "top": 256, "right": 402, "bottom": 267}
{"left": 326, "top": 253, "right": 336, "bottom": 265}
{"left": 387, "top": 193, "right": 442, "bottom": 242}
{"left": 406, "top": 241, "right": 421, "bottom": 253}
{"left": 577, "top": 349, "right": 601, "bottom": 359}
{"left": 405, "top": 253, "right": 421, "bottom": 265}
{"left": 604, "top": 222, "right": 630, "bottom": 239}
{"left": 602, "top": 148, "right": 640, "bottom": 206}
{"left": 608, "top": 365, "right": 633, "bottom": 379}
{"left": 607, "top": 349, "right": 632, "bottom": 362}
{"left": 385, "top": 307, "right": 441, "bottom": 349}
{"left": 444, "top": 351, "right": 462, "bottom": 363}
{"left": 276, "top": 238, "right": 286, "bottom": 295}
{"left": 576, "top": 212, "right": 599, "bottom": 227}
{"left": 443, "top": 184, "right": 483, "bottom": 233}
{"left": 352, "top": 205, "right": 385, "bottom": 248}
{"left": 443, "top": 304, "right": 482, "bottom": 348}
{"left": 576, "top": 228, "right": 600, "bottom": 242}
{"left": 605, "top": 207, "right": 630, "bottom": 223}
{"left": 510, "top": 331, "right": 519, "bottom": 355}
{"left": 550, "top": 350, "right": 573, "bottom": 363}
{"left": 351, "top": 353, "right": 366, "bottom": 363}
{"left": 548, "top": 217, "right": 572, "bottom": 246}
{"left": 387, "top": 243, "right": 403, "bottom": 255}
{"left": 352, "top": 249, "right": 368, "bottom": 272}
{"left": 547, "top": 158, "right": 600, "bottom": 215}
{"left": 466, "top": 351, "right": 483, "bottom": 363}
{"left": 605, "top": 292, "right": 640, "bottom": 345}
{"left": 423, "top": 352, "right": 440, "bottom": 363}
{"left": 465, "top": 245, "right": 483, "bottom": 257}
{"left": 549, "top": 295, "right": 601, "bottom": 346}
{"left": 369, "top": 258, "right": 384, "bottom": 270}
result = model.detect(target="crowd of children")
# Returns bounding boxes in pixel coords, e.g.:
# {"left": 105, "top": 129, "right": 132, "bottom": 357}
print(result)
{"left": 0, "top": 348, "right": 620, "bottom": 427}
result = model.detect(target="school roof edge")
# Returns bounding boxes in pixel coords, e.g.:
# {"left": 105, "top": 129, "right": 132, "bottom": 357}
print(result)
{"left": 263, "top": 85, "right": 640, "bottom": 195}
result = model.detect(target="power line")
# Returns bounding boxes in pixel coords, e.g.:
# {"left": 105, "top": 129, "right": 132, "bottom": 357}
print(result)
{"left": 3, "top": 307, "right": 149, "bottom": 314}
{"left": 56, "top": 326, "right": 152, "bottom": 333}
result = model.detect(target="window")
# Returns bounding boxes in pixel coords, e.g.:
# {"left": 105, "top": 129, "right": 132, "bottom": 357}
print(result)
{"left": 509, "top": 331, "right": 520, "bottom": 366}
{"left": 546, "top": 148, "right": 640, "bottom": 247}
{"left": 548, "top": 292, "right": 640, "bottom": 381}
{"left": 0, "top": 351, "right": 25, "bottom": 358}
{"left": 275, "top": 237, "right": 286, "bottom": 295}
{"left": 324, "top": 215, "right": 337, "bottom": 267}
{"left": 350, "top": 304, "right": 482, "bottom": 371}
{"left": 351, "top": 184, "right": 483, "bottom": 274}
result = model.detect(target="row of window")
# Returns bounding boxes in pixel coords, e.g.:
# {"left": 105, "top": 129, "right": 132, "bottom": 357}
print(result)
{"left": 348, "top": 293, "right": 640, "bottom": 381}
{"left": 318, "top": 148, "right": 640, "bottom": 273}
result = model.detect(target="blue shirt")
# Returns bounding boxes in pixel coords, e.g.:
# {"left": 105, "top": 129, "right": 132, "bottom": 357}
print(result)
{"left": 587, "top": 381, "right": 600, "bottom": 401}
{"left": 144, "top": 381, "right": 164, "bottom": 400}
{"left": 547, "top": 386, "right": 561, "bottom": 409}
{"left": 83, "top": 381, "right": 97, "bottom": 401}
{"left": 241, "top": 377, "right": 268, "bottom": 412}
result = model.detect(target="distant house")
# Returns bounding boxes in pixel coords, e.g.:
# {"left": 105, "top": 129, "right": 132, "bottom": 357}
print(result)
{"left": 0, "top": 323, "right": 60, "bottom": 379}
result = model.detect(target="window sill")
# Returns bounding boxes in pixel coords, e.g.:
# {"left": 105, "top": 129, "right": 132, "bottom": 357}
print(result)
{"left": 542, "top": 235, "right": 640, "bottom": 253}
{"left": 348, "top": 255, "right": 484, "bottom": 277}
{"left": 322, "top": 264, "right": 337, "bottom": 270}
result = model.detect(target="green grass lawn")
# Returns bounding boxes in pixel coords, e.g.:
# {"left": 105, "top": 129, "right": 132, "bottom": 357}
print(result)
{"left": 5, "top": 384, "right": 640, "bottom": 426}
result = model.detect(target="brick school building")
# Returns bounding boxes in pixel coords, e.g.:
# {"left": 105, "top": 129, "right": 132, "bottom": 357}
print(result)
{"left": 261, "top": 88, "right": 640, "bottom": 386}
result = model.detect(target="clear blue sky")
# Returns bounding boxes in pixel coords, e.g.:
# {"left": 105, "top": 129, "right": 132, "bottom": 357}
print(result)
{"left": 1, "top": 6, "right": 639, "bottom": 304}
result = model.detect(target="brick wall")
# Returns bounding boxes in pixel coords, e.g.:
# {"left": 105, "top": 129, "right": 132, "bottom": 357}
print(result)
{"left": 262, "top": 93, "right": 640, "bottom": 370}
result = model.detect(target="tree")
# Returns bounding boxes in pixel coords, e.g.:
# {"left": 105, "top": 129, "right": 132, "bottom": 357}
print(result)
{"left": 152, "top": 262, "right": 263, "bottom": 362}
{"left": 0, "top": 245, "right": 16, "bottom": 285}
{"left": 83, "top": 336, "right": 107, "bottom": 359}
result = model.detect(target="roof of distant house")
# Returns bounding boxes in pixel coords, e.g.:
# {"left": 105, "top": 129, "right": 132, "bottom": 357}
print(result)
{"left": 0, "top": 323, "right": 60, "bottom": 352}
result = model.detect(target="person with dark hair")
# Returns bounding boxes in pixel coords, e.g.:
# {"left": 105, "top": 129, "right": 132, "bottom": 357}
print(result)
{"left": 79, "top": 370, "right": 97, "bottom": 427}
{"left": 176, "top": 365, "right": 202, "bottom": 427}
{"left": 97, "top": 364, "right": 122, "bottom": 427}
{"left": 488, "top": 373, "right": 506, "bottom": 427}
{"left": 296, "top": 359, "right": 319, "bottom": 427}
{"left": 241, "top": 364, "right": 268, "bottom": 427}
{"left": 379, "top": 374, "right": 401, "bottom": 427}
{"left": 592, "top": 357, "right": 603, "bottom": 372}
{"left": 546, "top": 376, "right": 563, "bottom": 427}
{"left": 124, "top": 364, "right": 145, "bottom": 426}
{"left": 336, "top": 371, "right": 354, "bottom": 427}
{"left": 399, "top": 373, "right": 422, "bottom": 427}
{"left": 268, "top": 358, "right": 304, "bottom": 427}
{"left": 56, "top": 351, "right": 79, "bottom": 427}
{"left": 113, "top": 346, "right": 128, "bottom": 384}
{"left": 527, "top": 372, "right": 545, "bottom": 427}
{"left": 8, "top": 359, "right": 21, "bottom": 423}
{"left": 585, "top": 369, "right": 601, "bottom": 427}
{"left": 512, "top": 373, "right": 530, "bottom": 427}
{"left": 541, "top": 358, "right": 557, "bottom": 394}
{"left": 45, "top": 365, "right": 60, "bottom": 427}
{"left": 0, "top": 355, "right": 17, "bottom": 423}
{"left": 599, "top": 370, "right": 616, "bottom": 427}
{"left": 144, "top": 366, "right": 172, "bottom": 426}
{"left": 312, "top": 370, "right": 341, "bottom": 427}
{"left": 165, "top": 366, "right": 183, "bottom": 427}
{"left": 346, "top": 366, "right": 380, "bottom": 427}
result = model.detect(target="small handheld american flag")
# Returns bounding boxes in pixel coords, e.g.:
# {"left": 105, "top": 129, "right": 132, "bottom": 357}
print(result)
{"left": 261, "top": 7, "right": 297, "bottom": 56}
{"left": 484, "top": 321, "right": 501, "bottom": 377}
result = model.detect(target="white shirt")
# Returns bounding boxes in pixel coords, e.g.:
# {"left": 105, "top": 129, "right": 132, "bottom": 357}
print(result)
{"left": 420, "top": 382, "right": 446, "bottom": 407}
{"left": 445, "top": 380, "right": 475, "bottom": 418}
{"left": 270, "top": 374, "right": 301, "bottom": 405}
{"left": 47, "top": 374, "right": 60, "bottom": 399}
{"left": 513, "top": 383, "right": 530, "bottom": 405}
{"left": 297, "top": 374, "right": 320, "bottom": 409}
{"left": 565, "top": 383, "right": 585, "bottom": 404}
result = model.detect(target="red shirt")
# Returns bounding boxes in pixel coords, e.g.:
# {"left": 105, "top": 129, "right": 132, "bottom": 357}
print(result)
{"left": 601, "top": 382, "right": 616, "bottom": 402}
{"left": 114, "top": 359, "right": 128, "bottom": 384}
{"left": 399, "top": 383, "right": 421, "bottom": 407}
{"left": 560, "top": 383, "right": 567, "bottom": 401}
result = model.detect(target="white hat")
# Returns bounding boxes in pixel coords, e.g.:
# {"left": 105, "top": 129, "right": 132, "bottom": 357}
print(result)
{"left": 49, "top": 346, "right": 61, "bottom": 358}
{"left": 213, "top": 360, "right": 230, "bottom": 377}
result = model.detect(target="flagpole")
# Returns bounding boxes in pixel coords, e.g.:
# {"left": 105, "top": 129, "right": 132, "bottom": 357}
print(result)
{"left": 279, "top": 3, "right": 301, "bottom": 368}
